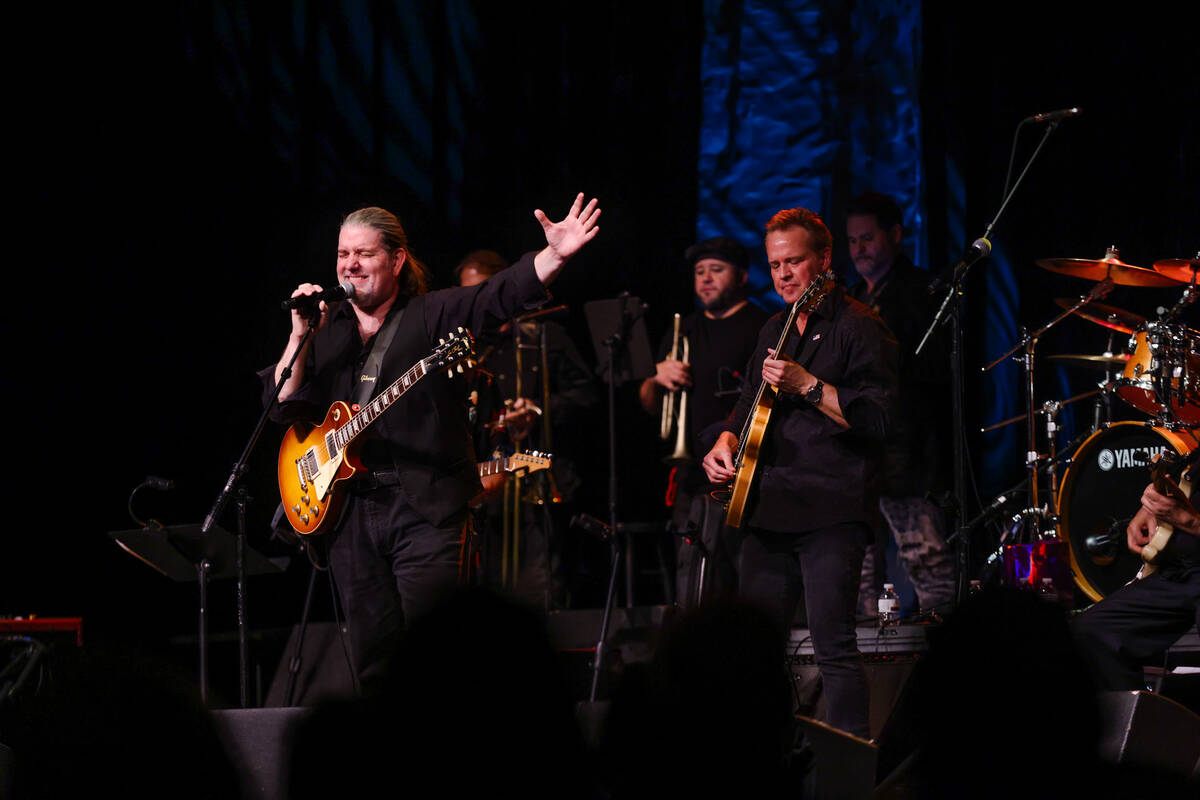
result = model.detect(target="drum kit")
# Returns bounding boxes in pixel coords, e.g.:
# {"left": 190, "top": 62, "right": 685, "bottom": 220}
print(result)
{"left": 981, "top": 247, "right": 1198, "bottom": 602}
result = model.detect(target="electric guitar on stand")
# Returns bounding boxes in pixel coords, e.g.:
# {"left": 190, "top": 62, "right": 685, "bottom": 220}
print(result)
{"left": 723, "top": 271, "right": 834, "bottom": 528}
{"left": 277, "top": 328, "right": 475, "bottom": 535}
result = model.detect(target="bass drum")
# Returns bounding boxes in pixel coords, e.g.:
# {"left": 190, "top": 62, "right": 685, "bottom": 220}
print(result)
{"left": 1057, "top": 422, "right": 1198, "bottom": 601}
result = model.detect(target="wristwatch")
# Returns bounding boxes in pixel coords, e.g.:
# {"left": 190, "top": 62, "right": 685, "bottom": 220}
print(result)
{"left": 804, "top": 378, "right": 824, "bottom": 405}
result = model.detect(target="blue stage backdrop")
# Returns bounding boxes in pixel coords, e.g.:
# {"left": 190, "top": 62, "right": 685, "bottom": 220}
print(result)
{"left": 696, "top": 0, "right": 924, "bottom": 305}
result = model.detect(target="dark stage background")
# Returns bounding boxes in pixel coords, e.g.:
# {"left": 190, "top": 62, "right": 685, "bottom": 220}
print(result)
{"left": 6, "top": 2, "right": 1195, "bottom": 698}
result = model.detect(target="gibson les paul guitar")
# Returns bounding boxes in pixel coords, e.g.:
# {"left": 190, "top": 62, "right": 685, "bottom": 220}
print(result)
{"left": 723, "top": 271, "right": 834, "bottom": 528}
{"left": 277, "top": 329, "right": 475, "bottom": 535}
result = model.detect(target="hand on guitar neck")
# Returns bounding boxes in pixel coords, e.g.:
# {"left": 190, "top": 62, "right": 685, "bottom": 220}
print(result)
{"left": 1138, "top": 481, "right": 1200, "bottom": 538}
{"left": 1128, "top": 465, "right": 1198, "bottom": 578}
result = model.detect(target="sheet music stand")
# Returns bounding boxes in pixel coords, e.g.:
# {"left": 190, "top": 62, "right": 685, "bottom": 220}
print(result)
{"left": 109, "top": 523, "right": 283, "bottom": 704}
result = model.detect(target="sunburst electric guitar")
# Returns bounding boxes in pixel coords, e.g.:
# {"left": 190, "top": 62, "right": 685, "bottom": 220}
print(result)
{"left": 723, "top": 271, "right": 835, "bottom": 528}
{"left": 1137, "top": 452, "right": 1194, "bottom": 579}
{"left": 277, "top": 328, "right": 475, "bottom": 535}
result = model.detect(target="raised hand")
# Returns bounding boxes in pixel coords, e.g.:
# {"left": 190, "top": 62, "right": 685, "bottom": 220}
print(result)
{"left": 534, "top": 193, "right": 601, "bottom": 267}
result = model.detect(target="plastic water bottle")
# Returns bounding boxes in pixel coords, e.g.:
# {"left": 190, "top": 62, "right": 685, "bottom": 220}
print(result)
{"left": 1037, "top": 577, "right": 1059, "bottom": 604}
{"left": 877, "top": 583, "right": 900, "bottom": 629}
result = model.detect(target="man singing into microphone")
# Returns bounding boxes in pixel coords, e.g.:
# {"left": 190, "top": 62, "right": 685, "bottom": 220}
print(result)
{"left": 262, "top": 195, "right": 601, "bottom": 692}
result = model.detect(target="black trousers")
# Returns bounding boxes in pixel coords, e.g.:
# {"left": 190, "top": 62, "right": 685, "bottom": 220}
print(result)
{"left": 1075, "top": 566, "right": 1200, "bottom": 690}
{"left": 739, "top": 522, "right": 872, "bottom": 738}
{"left": 328, "top": 482, "right": 465, "bottom": 693}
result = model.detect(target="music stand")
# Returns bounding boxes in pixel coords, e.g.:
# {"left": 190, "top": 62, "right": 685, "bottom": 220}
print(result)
{"left": 581, "top": 295, "right": 654, "bottom": 703}
{"left": 110, "top": 523, "right": 283, "bottom": 704}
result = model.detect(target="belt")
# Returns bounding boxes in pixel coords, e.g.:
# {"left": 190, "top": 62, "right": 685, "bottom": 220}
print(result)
{"left": 356, "top": 468, "right": 402, "bottom": 490}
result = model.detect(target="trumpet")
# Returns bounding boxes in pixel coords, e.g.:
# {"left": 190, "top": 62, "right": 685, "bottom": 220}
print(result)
{"left": 660, "top": 313, "right": 692, "bottom": 464}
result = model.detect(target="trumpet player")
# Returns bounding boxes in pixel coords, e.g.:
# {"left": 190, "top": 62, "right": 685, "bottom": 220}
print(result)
{"left": 639, "top": 237, "right": 768, "bottom": 606}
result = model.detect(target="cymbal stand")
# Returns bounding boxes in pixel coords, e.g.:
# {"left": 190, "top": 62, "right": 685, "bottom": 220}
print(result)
{"left": 982, "top": 279, "right": 1113, "bottom": 540}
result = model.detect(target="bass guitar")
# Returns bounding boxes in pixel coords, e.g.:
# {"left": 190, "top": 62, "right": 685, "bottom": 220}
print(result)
{"left": 277, "top": 328, "right": 475, "bottom": 535}
{"left": 1137, "top": 451, "right": 1194, "bottom": 579}
{"left": 723, "top": 271, "right": 834, "bottom": 528}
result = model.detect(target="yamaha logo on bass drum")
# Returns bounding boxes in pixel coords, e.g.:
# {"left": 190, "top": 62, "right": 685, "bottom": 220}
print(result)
{"left": 1096, "top": 445, "right": 1168, "bottom": 471}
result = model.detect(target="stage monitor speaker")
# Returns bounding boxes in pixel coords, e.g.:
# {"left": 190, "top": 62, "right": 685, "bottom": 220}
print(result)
{"left": 213, "top": 707, "right": 311, "bottom": 800}
{"left": 1098, "top": 690, "right": 1200, "bottom": 779}
{"left": 794, "top": 714, "right": 877, "bottom": 800}
{"left": 263, "top": 622, "right": 355, "bottom": 707}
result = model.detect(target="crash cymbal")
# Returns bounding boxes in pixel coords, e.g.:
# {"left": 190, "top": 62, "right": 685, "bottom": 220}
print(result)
{"left": 1047, "top": 354, "right": 1130, "bottom": 372}
{"left": 1053, "top": 298, "right": 1145, "bottom": 334}
{"left": 1037, "top": 246, "right": 1181, "bottom": 287}
{"left": 1152, "top": 256, "right": 1200, "bottom": 284}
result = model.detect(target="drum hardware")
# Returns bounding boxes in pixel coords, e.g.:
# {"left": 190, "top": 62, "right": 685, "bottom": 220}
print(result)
{"left": 659, "top": 313, "right": 693, "bottom": 465}
{"left": 1036, "top": 246, "right": 1182, "bottom": 287}
{"left": 979, "top": 386, "right": 1105, "bottom": 432}
{"left": 1116, "top": 319, "right": 1200, "bottom": 428}
{"left": 983, "top": 279, "right": 1115, "bottom": 536}
{"left": 1052, "top": 297, "right": 1145, "bottom": 334}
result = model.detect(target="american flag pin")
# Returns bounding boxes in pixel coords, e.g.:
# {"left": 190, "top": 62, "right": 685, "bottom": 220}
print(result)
{"left": 812, "top": 333, "right": 822, "bottom": 341}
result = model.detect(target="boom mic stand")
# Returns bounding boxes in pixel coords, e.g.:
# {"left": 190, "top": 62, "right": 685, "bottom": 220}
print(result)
{"left": 916, "top": 114, "right": 1073, "bottom": 602}
{"left": 198, "top": 308, "right": 320, "bottom": 705}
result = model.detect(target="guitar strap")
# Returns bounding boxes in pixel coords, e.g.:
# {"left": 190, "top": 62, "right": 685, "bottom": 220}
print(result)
{"left": 352, "top": 304, "right": 406, "bottom": 409}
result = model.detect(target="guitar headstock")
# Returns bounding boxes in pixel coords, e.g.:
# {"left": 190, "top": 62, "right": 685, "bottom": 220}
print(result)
{"left": 1148, "top": 450, "right": 1185, "bottom": 498}
{"left": 431, "top": 327, "right": 477, "bottom": 377}
{"left": 510, "top": 451, "right": 552, "bottom": 474}
{"left": 794, "top": 270, "right": 835, "bottom": 314}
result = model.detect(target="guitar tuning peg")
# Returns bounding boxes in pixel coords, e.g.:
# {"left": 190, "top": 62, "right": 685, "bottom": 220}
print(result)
{"left": 457, "top": 326, "right": 464, "bottom": 333}
{"left": 456, "top": 364, "right": 463, "bottom": 373}
{"left": 446, "top": 369, "right": 453, "bottom": 379}
{"left": 439, "top": 337, "right": 445, "bottom": 344}
{"left": 467, "top": 360, "right": 475, "bottom": 368}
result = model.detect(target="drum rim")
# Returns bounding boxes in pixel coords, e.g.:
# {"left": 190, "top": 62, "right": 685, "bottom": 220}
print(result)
{"left": 1057, "top": 422, "right": 1198, "bottom": 602}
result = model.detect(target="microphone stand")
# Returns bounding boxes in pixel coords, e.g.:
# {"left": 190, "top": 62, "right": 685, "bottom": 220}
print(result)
{"left": 915, "top": 118, "right": 1066, "bottom": 602}
{"left": 198, "top": 311, "right": 318, "bottom": 706}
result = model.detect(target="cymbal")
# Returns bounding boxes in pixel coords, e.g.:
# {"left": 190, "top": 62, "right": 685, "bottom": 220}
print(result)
{"left": 1053, "top": 298, "right": 1145, "bottom": 334}
{"left": 1037, "top": 255, "right": 1182, "bottom": 287}
{"left": 1047, "top": 353, "right": 1130, "bottom": 372}
{"left": 1152, "top": 256, "right": 1200, "bottom": 284}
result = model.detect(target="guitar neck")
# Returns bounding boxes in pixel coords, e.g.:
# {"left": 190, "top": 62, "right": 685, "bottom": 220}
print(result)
{"left": 479, "top": 457, "right": 511, "bottom": 477}
{"left": 332, "top": 358, "right": 432, "bottom": 450}
{"left": 734, "top": 295, "right": 808, "bottom": 460}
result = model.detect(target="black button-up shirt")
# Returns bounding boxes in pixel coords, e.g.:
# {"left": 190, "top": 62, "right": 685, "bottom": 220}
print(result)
{"left": 722, "top": 286, "right": 899, "bottom": 532}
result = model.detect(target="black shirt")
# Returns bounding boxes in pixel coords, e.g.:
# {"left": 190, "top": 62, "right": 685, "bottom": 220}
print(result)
{"left": 849, "top": 256, "right": 951, "bottom": 495}
{"left": 655, "top": 302, "right": 771, "bottom": 458}
{"left": 723, "top": 286, "right": 898, "bottom": 532}
{"left": 261, "top": 254, "right": 551, "bottom": 526}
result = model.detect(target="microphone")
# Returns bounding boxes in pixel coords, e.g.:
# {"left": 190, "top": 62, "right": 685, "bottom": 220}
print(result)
{"left": 142, "top": 475, "right": 175, "bottom": 491}
{"left": 281, "top": 281, "right": 355, "bottom": 310}
{"left": 933, "top": 238, "right": 992, "bottom": 292}
{"left": 1024, "top": 107, "right": 1082, "bottom": 124}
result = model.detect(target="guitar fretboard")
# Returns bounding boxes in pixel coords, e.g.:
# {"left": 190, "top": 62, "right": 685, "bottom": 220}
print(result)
{"left": 332, "top": 359, "right": 431, "bottom": 451}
